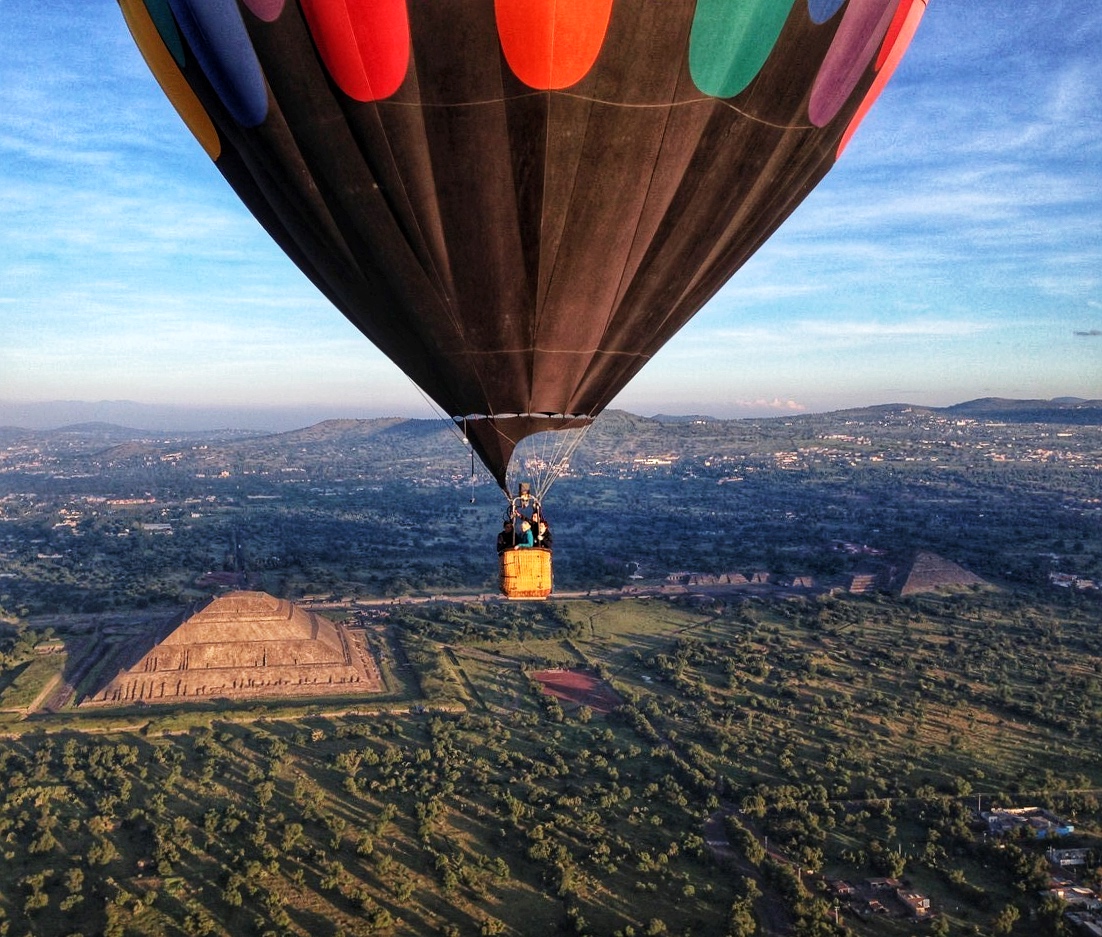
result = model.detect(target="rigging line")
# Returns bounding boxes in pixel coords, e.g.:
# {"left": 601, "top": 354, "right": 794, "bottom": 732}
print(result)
{"left": 505, "top": 425, "right": 548, "bottom": 494}
{"left": 542, "top": 417, "right": 575, "bottom": 473}
{"left": 405, "top": 375, "right": 471, "bottom": 449}
{"left": 383, "top": 93, "right": 816, "bottom": 133}
{"left": 554, "top": 418, "right": 593, "bottom": 474}
{"left": 532, "top": 433, "right": 565, "bottom": 496}
{"left": 515, "top": 418, "right": 593, "bottom": 501}
{"left": 538, "top": 424, "right": 592, "bottom": 500}
{"left": 518, "top": 427, "right": 557, "bottom": 495}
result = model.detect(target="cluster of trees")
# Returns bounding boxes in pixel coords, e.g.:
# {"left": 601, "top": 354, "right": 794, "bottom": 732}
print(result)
{"left": 0, "top": 704, "right": 757, "bottom": 935}
{"left": 374, "top": 590, "right": 1102, "bottom": 934}
{"left": 0, "top": 587, "right": 1095, "bottom": 933}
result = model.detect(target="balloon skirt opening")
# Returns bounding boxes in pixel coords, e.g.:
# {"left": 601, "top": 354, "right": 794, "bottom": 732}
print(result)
{"left": 500, "top": 548, "right": 553, "bottom": 600}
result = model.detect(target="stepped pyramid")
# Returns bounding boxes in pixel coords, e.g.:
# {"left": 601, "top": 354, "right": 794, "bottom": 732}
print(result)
{"left": 85, "top": 591, "right": 380, "bottom": 705}
{"left": 847, "top": 572, "right": 882, "bottom": 595}
{"left": 893, "top": 551, "right": 986, "bottom": 595}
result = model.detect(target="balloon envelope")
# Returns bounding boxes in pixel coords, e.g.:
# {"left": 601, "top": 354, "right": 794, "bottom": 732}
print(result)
{"left": 120, "top": 0, "right": 927, "bottom": 490}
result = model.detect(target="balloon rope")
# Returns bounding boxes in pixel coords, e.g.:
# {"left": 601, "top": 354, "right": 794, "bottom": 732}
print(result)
{"left": 508, "top": 419, "right": 594, "bottom": 503}
{"left": 405, "top": 376, "right": 469, "bottom": 447}
{"left": 543, "top": 420, "right": 593, "bottom": 496}
{"left": 469, "top": 423, "right": 477, "bottom": 503}
{"left": 404, "top": 379, "right": 497, "bottom": 504}
{"left": 387, "top": 92, "right": 815, "bottom": 133}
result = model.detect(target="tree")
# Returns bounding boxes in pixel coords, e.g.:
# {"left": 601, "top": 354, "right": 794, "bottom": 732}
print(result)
{"left": 727, "top": 896, "right": 758, "bottom": 936}
{"left": 87, "top": 837, "right": 120, "bottom": 867}
{"left": 992, "top": 903, "right": 1020, "bottom": 936}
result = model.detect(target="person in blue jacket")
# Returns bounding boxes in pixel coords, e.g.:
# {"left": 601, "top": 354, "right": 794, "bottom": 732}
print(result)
{"left": 515, "top": 519, "right": 535, "bottom": 548}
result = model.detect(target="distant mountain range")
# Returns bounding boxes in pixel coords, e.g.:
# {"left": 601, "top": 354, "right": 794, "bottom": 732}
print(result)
{"left": 0, "top": 400, "right": 398, "bottom": 433}
{"left": 853, "top": 397, "right": 1102, "bottom": 425}
{"left": 1, "top": 397, "right": 1099, "bottom": 440}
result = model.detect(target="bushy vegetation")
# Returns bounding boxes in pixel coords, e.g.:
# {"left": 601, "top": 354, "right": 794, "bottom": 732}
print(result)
{"left": 0, "top": 592, "right": 1098, "bottom": 935}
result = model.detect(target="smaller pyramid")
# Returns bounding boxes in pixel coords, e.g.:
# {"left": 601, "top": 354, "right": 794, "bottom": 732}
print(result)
{"left": 894, "top": 551, "right": 986, "bottom": 595}
{"left": 85, "top": 591, "right": 380, "bottom": 705}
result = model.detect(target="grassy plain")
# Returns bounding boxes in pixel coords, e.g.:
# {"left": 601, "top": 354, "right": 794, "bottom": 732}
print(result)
{"left": 0, "top": 653, "right": 66, "bottom": 712}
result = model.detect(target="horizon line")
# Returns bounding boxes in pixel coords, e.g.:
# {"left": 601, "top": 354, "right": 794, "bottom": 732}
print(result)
{"left": 0, "top": 395, "right": 1096, "bottom": 435}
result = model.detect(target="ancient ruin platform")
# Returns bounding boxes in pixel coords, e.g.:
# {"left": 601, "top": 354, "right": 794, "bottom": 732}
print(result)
{"left": 84, "top": 591, "right": 382, "bottom": 705}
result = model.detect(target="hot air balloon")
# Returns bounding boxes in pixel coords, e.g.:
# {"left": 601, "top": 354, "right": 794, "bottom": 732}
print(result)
{"left": 119, "top": 0, "right": 928, "bottom": 597}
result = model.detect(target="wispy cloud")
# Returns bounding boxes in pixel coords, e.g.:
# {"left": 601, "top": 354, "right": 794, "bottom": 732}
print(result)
{"left": 800, "top": 319, "right": 988, "bottom": 339}
{"left": 732, "top": 398, "right": 807, "bottom": 412}
{"left": 1, "top": 4, "right": 1099, "bottom": 415}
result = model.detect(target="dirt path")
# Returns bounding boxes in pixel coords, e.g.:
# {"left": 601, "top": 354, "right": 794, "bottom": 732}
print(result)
{"left": 704, "top": 809, "right": 793, "bottom": 936}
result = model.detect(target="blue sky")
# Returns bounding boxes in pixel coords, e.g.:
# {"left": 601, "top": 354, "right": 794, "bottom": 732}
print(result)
{"left": 1, "top": 1, "right": 1099, "bottom": 429}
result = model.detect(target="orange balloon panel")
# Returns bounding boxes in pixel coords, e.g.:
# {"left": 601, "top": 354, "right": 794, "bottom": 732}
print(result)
{"left": 495, "top": 0, "right": 613, "bottom": 90}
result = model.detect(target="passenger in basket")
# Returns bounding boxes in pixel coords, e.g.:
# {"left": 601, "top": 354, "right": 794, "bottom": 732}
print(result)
{"left": 496, "top": 518, "right": 516, "bottom": 554}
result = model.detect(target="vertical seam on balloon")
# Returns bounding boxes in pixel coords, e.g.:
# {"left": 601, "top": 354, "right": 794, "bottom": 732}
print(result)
{"left": 344, "top": 0, "right": 369, "bottom": 99}
{"left": 527, "top": 0, "right": 560, "bottom": 410}
{"left": 645, "top": 134, "right": 829, "bottom": 360}
{"left": 462, "top": 37, "right": 515, "bottom": 424}
{"left": 349, "top": 69, "right": 462, "bottom": 332}
{"left": 368, "top": 102, "right": 462, "bottom": 328}
{"left": 533, "top": 90, "right": 602, "bottom": 414}
{"left": 318, "top": 9, "right": 474, "bottom": 377}
{"left": 344, "top": 5, "right": 458, "bottom": 325}
{"left": 546, "top": 0, "right": 557, "bottom": 89}
{"left": 598, "top": 99, "right": 678, "bottom": 359}
{"left": 598, "top": 9, "right": 705, "bottom": 397}
{"left": 529, "top": 88, "right": 553, "bottom": 417}
{"left": 301, "top": 38, "right": 472, "bottom": 409}
{"left": 587, "top": 15, "right": 695, "bottom": 409}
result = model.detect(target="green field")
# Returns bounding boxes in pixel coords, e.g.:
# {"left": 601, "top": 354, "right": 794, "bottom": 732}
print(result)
{"left": 0, "top": 653, "right": 65, "bottom": 712}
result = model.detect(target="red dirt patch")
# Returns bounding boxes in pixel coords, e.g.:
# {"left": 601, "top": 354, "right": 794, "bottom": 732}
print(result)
{"left": 530, "top": 669, "right": 622, "bottom": 714}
